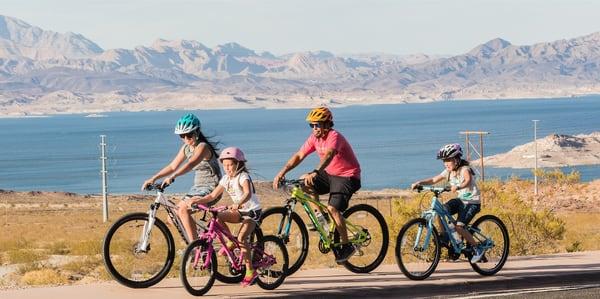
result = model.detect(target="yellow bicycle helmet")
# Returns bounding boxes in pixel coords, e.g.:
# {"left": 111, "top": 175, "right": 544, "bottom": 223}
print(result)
{"left": 306, "top": 107, "right": 333, "bottom": 123}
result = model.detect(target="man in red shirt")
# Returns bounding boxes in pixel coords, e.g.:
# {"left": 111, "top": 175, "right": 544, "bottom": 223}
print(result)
{"left": 273, "top": 107, "right": 361, "bottom": 263}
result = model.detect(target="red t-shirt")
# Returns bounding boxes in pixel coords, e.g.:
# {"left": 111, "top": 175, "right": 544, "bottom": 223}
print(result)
{"left": 299, "top": 130, "right": 361, "bottom": 179}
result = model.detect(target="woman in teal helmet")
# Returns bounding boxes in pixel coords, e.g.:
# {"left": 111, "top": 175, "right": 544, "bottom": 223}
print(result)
{"left": 142, "top": 113, "right": 222, "bottom": 242}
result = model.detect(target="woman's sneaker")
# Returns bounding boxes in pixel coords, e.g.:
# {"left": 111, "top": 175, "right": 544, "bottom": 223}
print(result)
{"left": 240, "top": 270, "right": 258, "bottom": 287}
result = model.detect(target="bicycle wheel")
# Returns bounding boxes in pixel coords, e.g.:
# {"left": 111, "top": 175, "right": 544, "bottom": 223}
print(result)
{"left": 468, "top": 215, "right": 510, "bottom": 276}
{"left": 260, "top": 207, "right": 308, "bottom": 276}
{"left": 214, "top": 228, "right": 263, "bottom": 283}
{"left": 395, "top": 218, "right": 441, "bottom": 280}
{"left": 103, "top": 212, "right": 175, "bottom": 288}
{"left": 334, "top": 204, "right": 389, "bottom": 273}
{"left": 180, "top": 239, "right": 217, "bottom": 296}
{"left": 253, "top": 235, "right": 289, "bottom": 290}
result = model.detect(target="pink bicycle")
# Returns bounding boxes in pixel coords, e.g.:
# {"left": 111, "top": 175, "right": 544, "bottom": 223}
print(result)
{"left": 180, "top": 204, "right": 289, "bottom": 296}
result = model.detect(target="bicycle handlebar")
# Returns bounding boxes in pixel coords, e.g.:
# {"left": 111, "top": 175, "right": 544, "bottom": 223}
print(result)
{"left": 413, "top": 185, "right": 451, "bottom": 193}
{"left": 278, "top": 178, "right": 305, "bottom": 188}
{"left": 194, "top": 203, "right": 228, "bottom": 213}
{"left": 144, "top": 181, "right": 172, "bottom": 192}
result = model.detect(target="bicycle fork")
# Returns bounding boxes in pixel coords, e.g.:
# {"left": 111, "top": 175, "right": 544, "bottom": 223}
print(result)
{"left": 137, "top": 204, "right": 159, "bottom": 252}
{"left": 413, "top": 220, "right": 435, "bottom": 252}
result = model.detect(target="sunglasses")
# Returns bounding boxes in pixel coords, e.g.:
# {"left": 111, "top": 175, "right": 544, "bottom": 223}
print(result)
{"left": 179, "top": 132, "right": 195, "bottom": 139}
{"left": 309, "top": 123, "right": 324, "bottom": 129}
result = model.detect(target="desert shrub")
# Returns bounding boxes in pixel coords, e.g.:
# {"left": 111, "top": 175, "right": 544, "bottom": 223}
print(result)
{"left": 0, "top": 238, "right": 32, "bottom": 252}
{"left": 7, "top": 249, "right": 46, "bottom": 264}
{"left": 479, "top": 179, "right": 565, "bottom": 255}
{"left": 533, "top": 168, "right": 581, "bottom": 185}
{"left": 20, "top": 268, "right": 68, "bottom": 286}
{"left": 62, "top": 256, "right": 103, "bottom": 276}
{"left": 46, "top": 240, "right": 70, "bottom": 255}
{"left": 69, "top": 240, "right": 102, "bottom": 256}
{"left": 566, "top": 240, "right": 583, "bottom": 253}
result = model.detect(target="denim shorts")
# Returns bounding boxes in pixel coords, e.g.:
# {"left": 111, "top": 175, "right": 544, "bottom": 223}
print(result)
{"left": 444, "top": 198, "right": 480, "bottom": 226}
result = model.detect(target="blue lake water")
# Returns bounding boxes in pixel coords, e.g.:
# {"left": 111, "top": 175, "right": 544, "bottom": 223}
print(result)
{"left": 1, "top": 96, "right": 599, "bottom": 194}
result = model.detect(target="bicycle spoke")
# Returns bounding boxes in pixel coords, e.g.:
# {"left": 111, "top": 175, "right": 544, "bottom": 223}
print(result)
{"left": 104, "top": 214, "right": 173, "bottom": 287}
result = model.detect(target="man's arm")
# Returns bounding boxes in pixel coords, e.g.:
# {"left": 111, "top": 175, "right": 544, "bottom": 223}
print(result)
{"left": 273, "top": 150, "right": 306, "bottom": 189}
{"left": 305, "top": 148, "right": 337, "bottom": 186}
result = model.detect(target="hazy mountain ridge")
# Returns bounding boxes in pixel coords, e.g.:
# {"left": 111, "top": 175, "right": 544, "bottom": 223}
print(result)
{"left": 1, "top": 14, "right": 600, "bottom": 116}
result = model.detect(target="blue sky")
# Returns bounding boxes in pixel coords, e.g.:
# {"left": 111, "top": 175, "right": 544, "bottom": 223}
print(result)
{"left": 2, "top": 0, "right": 600, "bottom": 55}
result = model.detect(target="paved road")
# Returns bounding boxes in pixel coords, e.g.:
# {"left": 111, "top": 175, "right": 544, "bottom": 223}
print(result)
{"left": 2, "top": 251, "right": 599, "bottom": 298}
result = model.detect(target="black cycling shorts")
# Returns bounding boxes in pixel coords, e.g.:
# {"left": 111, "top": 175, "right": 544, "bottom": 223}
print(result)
{"left": 312, "top": 170, "right": 361, "bottom": 212}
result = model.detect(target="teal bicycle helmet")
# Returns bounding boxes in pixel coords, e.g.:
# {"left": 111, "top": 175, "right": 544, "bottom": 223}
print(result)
{"left": 174, "top": 113, "right": 201, "bottom": 134}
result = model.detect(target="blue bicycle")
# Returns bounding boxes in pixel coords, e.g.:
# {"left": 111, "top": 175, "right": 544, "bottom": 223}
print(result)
{"left": 395, "top": 185, "right": 509, "bottom": 280}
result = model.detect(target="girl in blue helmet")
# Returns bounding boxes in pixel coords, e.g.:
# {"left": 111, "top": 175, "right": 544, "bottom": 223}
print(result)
{"left": 142, "top": 113, "right": 222, "bottom": 243}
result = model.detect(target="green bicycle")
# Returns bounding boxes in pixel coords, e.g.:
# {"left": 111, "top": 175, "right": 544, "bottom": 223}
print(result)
{"left": 261, "top": 179, "right": 389, "bottom": 275}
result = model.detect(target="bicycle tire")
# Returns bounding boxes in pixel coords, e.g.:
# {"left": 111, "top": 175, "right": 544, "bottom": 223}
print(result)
{"left": 260, "top": 207, "right": 308, "bottom": 276}
{"left": 253, "top": 235, "right": 289, "bottom": 290}
{"left": 102, "top": 212, "right": 175, "bottom": 288}
{"left": 334, "top": 204, "right": 389, "bottom": 273}
{"left": 180, "top": 239, "right": 217, "bottom": 296}
{"left": 395, "top": 217, "right": 441, "bottom": 280}
{"left": 468, "top": 214, "right": 510, "bottom": 276}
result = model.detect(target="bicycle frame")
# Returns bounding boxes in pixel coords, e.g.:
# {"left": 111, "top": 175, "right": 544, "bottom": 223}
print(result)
{"left": 415, "top": 186, "right": 493, "bottom": 254}
{"left": 137, "top": 184, "right": 206, "bottom": 252}
{"left": 281, "top": 181, "right": 369, "bottom": 250}
{"left": 194, "top": 205, "right": 274, "bottom": 271}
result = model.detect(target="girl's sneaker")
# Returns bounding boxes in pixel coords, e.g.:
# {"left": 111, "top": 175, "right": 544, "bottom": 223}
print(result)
{"left": 240, "top": 270, "right": 258, "bottom": 287}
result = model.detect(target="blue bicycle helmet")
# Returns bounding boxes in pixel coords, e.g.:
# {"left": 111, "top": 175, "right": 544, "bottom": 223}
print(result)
{"left": 174, "top": 113, "right": 201, "bottom": 134}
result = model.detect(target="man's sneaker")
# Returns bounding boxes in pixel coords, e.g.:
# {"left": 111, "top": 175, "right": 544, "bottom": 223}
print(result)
{"left": 470, "top": 245, "right": 485, "bottom": 263}
{"left": 240, "top": 270, "right": 258, "bottom": 287}
{"left": 307, "top": 222, "right": 317, "bottom": 231}
{"left": 335, "top": 244, "right": 356, "bottom": 264}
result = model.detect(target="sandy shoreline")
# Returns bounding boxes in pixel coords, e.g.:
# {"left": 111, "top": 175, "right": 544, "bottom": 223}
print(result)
{"left": 0, "top": 92, "right": 596, "bottom": 118}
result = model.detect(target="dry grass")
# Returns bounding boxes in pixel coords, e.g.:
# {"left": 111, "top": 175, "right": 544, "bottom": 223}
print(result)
{"left": 559, "top": 212, "right": 600, "bottom": 252}
{"left": 0, "top": 177, "right": 598, "bottom": 288}
{"left": 20, "top": 268, "right": 68, "bottom": 286}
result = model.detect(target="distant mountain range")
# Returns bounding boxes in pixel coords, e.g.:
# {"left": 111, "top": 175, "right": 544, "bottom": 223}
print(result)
{"left": 1, "top": 15, "right": 600, "bottom": 116}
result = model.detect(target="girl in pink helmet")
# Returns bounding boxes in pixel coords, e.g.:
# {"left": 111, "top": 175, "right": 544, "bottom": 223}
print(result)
{"left": 193, "top": 146, "right": 262, "bottom": 287}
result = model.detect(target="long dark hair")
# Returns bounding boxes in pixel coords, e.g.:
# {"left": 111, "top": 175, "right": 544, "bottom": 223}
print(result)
{"left": 456, "top": 158, "right": 475, "bottom": 176}
{"left": 195, "top": 129, "right": 219, "bottom": 158}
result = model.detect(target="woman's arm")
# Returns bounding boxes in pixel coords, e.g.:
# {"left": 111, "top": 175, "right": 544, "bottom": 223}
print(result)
{"left": 167, "top": 144, "right": 210, "bottom": 182}
{"left": 142, "top": 146, "right": 186, "bottom": 189}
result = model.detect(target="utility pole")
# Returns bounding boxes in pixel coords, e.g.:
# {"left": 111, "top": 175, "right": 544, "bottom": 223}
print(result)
{"left": 533, "top": 120, "right": 539, "bottom": 196}
{"left": 100, "top": 135, "right": 109, "bottom": 222}
{"left": 459, "top": 131, "right": 490, "bottom": 181}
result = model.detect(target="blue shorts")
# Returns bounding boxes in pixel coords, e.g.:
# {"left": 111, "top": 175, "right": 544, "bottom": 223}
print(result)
{"left": 444, "top": 198, "right": 480, "bottom": 226}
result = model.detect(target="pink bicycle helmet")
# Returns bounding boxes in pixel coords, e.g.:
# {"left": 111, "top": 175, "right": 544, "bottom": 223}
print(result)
{"left": 219, "top": 147, "right": 247, "bottom": 162}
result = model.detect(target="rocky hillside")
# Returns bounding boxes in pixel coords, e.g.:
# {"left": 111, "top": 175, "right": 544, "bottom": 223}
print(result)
{"left": 483, "top": 132, "right": 600, "bottom": 168}
{"left": 2, "top": 14, "right": 600, "bottom": 116}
